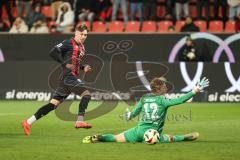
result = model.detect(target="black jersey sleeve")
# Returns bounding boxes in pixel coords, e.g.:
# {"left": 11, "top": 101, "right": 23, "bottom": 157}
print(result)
{"left": 49, "top": 40, "right": 69, "bottom": 63}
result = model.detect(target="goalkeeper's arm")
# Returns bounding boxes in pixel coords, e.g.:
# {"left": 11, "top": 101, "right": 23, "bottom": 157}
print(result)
{"left": 125, "top": 99, "right": 143, "bottom": 121}
{"left": 163, "top": 77, "right": 210, "bottom": 108}
{"left": 162, "top": 91, "right": 195, "bottom": 107}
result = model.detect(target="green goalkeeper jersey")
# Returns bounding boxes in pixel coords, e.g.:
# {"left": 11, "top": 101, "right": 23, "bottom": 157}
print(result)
{"left": 129, "top": 91, "right": 194, "bottom": 133}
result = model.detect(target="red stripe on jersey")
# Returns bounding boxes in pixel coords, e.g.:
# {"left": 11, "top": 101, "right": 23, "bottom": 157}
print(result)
{"left": 71, "top": 39, "right": 79, "bottom": 76}
{"left": 79, "top": 42, "right": 85, "bottom": 57}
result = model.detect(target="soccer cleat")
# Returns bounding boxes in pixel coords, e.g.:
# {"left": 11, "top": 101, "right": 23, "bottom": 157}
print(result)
{"left": 82, "top": 135, "right": 101, "bottom": 144}
{"left": 183, "top": 132, "right": 199, "bottom": 141}
{"left": 74, "top": 121, "right": 92, "bottom": 129}
{"left": 21, "top": 120, "right": 31, "bottom": 136}
{"left": 82, "top": 136, "right": 92, "bottom": 143}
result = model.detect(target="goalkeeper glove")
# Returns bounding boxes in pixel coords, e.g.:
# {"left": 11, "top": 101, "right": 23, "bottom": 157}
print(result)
{"left": 192, "top": 77, "right": 210, "bottom": 94}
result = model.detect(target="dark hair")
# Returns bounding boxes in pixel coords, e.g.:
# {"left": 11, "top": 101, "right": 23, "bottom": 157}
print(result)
{"left": 75, "top": 24, "right": 89, "bottom": 32}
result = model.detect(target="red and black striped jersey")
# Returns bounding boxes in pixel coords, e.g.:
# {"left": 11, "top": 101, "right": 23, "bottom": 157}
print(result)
{"left": 49, "top": 38, "right": 85, "bottom": 77}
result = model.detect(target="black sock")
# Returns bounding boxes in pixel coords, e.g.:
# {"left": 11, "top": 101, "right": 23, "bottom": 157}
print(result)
{"left": 34, "top": 103, "right": 56, "bottom": 120}
{"left": 78, "top": 95, "right": 91, "bottom": 115}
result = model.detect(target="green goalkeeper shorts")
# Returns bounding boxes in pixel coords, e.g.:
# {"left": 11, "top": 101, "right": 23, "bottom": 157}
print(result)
{"left": 123, "top": 124, "right": 158, "bottom": 142}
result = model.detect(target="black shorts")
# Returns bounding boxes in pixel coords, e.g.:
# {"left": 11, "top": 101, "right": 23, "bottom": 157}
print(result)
{"left": 52, "top": 76, "right": 87, "bottom": 102}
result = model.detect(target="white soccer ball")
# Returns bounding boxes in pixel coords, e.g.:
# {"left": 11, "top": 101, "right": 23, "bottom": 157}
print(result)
{"left": 143, "top": 129, "right": 160, "bottom": 145}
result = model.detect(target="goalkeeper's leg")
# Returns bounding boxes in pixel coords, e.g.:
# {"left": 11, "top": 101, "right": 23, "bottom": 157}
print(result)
{"left": 82, "top": 127, "right": 139, "bottom": 143}
{"left": 160, "top": 132, "right": 199, "bottom": 143}
{"left": 83, "top": 133, "right": 126, "bottom": 143}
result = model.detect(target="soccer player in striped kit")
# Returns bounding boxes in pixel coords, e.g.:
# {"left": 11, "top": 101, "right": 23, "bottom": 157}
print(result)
{"left": 21, "top": 24, "right": 93, "bottom": 136}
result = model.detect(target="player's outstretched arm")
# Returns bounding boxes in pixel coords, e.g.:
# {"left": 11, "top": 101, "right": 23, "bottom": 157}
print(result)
{"left": 163, "top": 77, "right": 210, "bottom": 107}
{"left": 192, "top": 77, "right": 210, "bottom": 94}
{"left": 125, "top": 100, "right": 143, "bottom": 121}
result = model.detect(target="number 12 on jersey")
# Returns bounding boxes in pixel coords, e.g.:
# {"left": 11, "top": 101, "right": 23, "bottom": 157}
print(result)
{"left": 143, "top": 103, "right": 158, "bottom": 120}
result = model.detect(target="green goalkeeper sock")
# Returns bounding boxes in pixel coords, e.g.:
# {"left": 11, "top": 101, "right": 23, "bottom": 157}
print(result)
{"left": 99, "top": 134, "right": 116, "bottom": 142}
{"left": 173, "top": 135, "right": 185, "bottom": 142}
{"left": 160, "top": 134, "right": 185, "bottom": 143}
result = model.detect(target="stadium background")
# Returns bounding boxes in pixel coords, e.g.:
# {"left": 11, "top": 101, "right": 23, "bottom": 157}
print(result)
{"left": 0, "top": 1, "right": 240, "bottom": 160}
{"left": 0, "top": 33, "right": 239, "bottom": 102}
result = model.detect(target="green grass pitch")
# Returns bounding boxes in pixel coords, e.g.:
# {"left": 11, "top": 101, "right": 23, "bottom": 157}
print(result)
{"left": 0, "top": 101, "right": 240, "bottom": 160}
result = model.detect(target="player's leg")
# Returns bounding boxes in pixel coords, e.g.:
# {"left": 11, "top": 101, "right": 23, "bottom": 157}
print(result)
{"left": 72, "top": 86, "right": 92, "bottom": 129}
{"left": 75, "top": 91, "right": 92, "bottom": 128}
{"left": 21, "top": 82, "right": 69, "bottom": 136}
{"left": 21, "top": 98, "right": 62, "bottom": 136}
{"left": 83, "top": 133, "right": 127, "bottom": 143}
{"left": 159, "top": 132, "right": 199, "bottom": 143}
{"left": 99, "top": 133, "right": 126, "bottom": 142}
{"left": 83, "top": 127, "right": 139, "bottom": 143}
{"left": 183, "top": 132, "right": 200, "bottom": 141}
{"left": 159, "top": 134, "right": 185, "bottom": 143}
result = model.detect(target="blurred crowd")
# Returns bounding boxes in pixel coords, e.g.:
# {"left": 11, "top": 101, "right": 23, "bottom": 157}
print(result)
{"left": 0, "top": 0, "right": 240, "bottom": 33}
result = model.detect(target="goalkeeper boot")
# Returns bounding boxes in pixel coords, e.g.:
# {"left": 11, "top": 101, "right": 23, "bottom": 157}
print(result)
{"left": 82, "top": 135, "right": 101, "bottom": 143}
{"left": 74, "top": 121, "right": 92, "bottom": 129}
{"left": 21, "top": 120, "right": 31, "bottom": 136}
{"left": 183, "top": 132, "right": 199, "bottom": 141}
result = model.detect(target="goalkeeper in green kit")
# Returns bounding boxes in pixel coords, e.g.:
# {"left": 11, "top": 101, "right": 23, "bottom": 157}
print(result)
{"left": 83, "top": 77, "right": 210, "bottom": 144}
